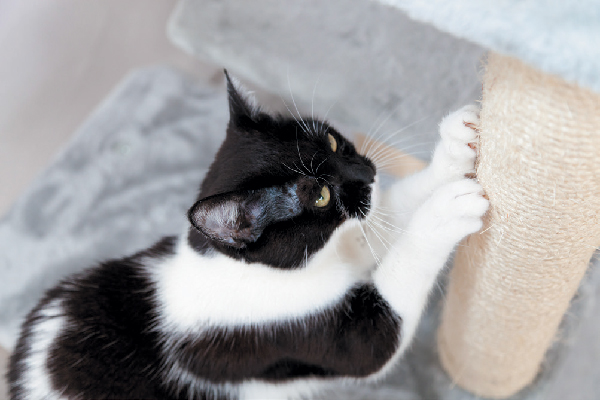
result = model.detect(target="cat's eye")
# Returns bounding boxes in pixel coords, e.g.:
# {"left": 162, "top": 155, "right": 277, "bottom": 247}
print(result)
{"left": 315, "top": 185, "right": 331, "bottom": 207}
{"left": 328, "top": 133, "right": 337, "bottom": 152}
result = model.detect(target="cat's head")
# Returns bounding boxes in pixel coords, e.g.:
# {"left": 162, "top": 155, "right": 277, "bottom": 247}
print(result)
{"left": 188, "top": 71, "right": 376, "bottom": 268}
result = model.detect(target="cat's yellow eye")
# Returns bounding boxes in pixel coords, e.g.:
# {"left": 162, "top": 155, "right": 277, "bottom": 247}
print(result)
{"left": 328, "top": 133, "right": 337, "bottom": 152}
{"left": 315, "top": 185, "right": 331, "bottom": 207}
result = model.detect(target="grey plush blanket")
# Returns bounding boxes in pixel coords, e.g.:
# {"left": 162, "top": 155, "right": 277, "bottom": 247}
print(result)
{"left": 0, "top": 66, "right": 227, "bottom": 349}
{"left": 378, "top": 0, "right": 600, "bottom": 94}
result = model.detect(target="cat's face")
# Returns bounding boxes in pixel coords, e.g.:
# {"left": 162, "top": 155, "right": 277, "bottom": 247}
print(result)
{"left": 188, "top": 72, "right": 376, "bottom": 268}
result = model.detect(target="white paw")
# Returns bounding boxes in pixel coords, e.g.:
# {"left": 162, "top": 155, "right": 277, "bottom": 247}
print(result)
{"left": 408, "top": 179, "right": 488, "bottom": 253}
{"left": 431, "top": 105, "right": 480, "bottom": 182}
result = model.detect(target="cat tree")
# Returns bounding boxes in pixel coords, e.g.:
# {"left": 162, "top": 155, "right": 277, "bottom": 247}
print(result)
{"left": 438, "top": 51, "right": 600, "bottom": 398}
{"left": 357, "top": 51, "right": 600, "bottom": 397}
{"left": 353, "top": 2, "right": 600, "bottom": 395}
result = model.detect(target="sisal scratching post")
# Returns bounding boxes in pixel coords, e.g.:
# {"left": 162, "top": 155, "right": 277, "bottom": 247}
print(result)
{"left": 437, "top": 52, "right": 600, "bottom": 398}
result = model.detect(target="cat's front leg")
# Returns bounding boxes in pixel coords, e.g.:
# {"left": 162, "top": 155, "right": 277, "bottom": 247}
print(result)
{"left": 380, "top": 105, "right": 480, "bottom": 229}
{"left": 373, "top": 177, "right": 488, "bottom": 355}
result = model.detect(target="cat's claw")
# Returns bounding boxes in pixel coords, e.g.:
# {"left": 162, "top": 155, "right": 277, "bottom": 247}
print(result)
{"left": 432, "top": 105, "right": 480, "bottom": 182}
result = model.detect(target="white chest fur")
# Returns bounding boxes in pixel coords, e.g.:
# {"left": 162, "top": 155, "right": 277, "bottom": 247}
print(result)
{"left": 152, "top": 228, "right": 367, "bottom": 331}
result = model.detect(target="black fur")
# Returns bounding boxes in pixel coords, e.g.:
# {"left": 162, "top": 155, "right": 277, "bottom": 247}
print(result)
{"left": 9, "top": 237, "right": 178, "bottom": 400}
{"left": 171, "top": 284, "right": 399, "bottom": 383}
{"left": 8, "top": 72, "right": 402, "bottom": 400}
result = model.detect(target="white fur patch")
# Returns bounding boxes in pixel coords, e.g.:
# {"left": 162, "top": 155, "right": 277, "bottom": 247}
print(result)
{"left": 239, "top": 378, "right": 332, "bottom": 400}
{"left": 153, "top": 227, "right": 365, "bottom": 331}
{"left": 20, "top": 299, "right": 68, "bottom": 400}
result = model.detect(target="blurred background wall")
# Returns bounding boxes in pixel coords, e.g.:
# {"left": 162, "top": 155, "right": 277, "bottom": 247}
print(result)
{"left": 0, "top": 0, "right": 220, "bottom": 217}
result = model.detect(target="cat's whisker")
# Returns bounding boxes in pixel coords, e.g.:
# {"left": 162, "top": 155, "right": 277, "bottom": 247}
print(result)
{"left": 359, "top": 206, "right": 396, "bottom": 253}
{"left": 368, "top": 203, "right": 410, "bottom": 215}
{"left": 363, "top": 128, "right": 388, "bottom": 163}
{"left": 283, "top": 162, "right": 308, "bottom": 178}
{"left": 372, "top": 150, "right": 432, "bottom": 171}
{"left": 369, "top": 208, "right": 407, "bottom": 219}
{"left": 315, "top": 157, "right": 330, "bottom": 175}
{"left": 362, "top": 103, "right": 406, "bottom": 157}
{"left": 371, "top": 146, "right": 432, "bottom": 164}
{"left": 368, "top": 207, "right": 421, "bottom": 239}
{"left": 320, "top": 99, "right": 338, "bottom": 135}
{"left": 309, "top": 151, "right": 319, "bottom": 175}
{"left": 317, "top": 178, "right": 331, "bottom": 186}
{"left": 365, "top": 129, "right": 412, "bottom": 161}
{"left": 368, "top": 139, "right": 433, "bottom": 165}
{"left": 317, "top": 175, "right": 333, "bottom": 185}
{"left": 311, "top": 73, "right": 324, "bottom": 135}
{"left": 361, "top": 125, "right": 388, "bottom": 160}
{"left": 365, "top": 220, "right": 393, "bottom": 251}
{"left": 360, "top": 109, "right": 388, "bottom": 155}
{"left": 367, "top": 215, "right": 407, "bottom": 236}
{"left": 283, "top": 163, "right": 300, "bottom": 175}
{"left": 373, "top": 157, "right": 429, "bottom": 173}
{"left": 286, "top": 70, "right": 312, "bottom": 135}
{"left": 296, "top": 132, "right": 313, "bottom": 175}
{"left": 380, "top": 139, "right": 434, "bottom": 157}
{"left": 359, "top": 131, "right": 376, "bottom": 159}
{"left": 367, "top": 116, "right": 429, "bottom": 156}
{"left": 366, "top": 133, "right": 429, "bottom": 163}
{"left": 367, "top": 206, "right": 400, "bottom": 221}
{"left": 357, "top": 217, "right": 382, "bottom": 267}
{"left": 365, "top": 135, "right": 412, "bottom": 164}
{"left": 367, "top": 137, "right": 431, "bottom": 168}
{"left": 281, "top": 98, "right": 309, "bottom": 135}
{"left": 369, "top": 206, "right": 411, "bottom": 227}
{"left": 363, "top": 121, "right": 430, "bottom": 164}
{"left": 318, "top": 173, "right": 335, "bottom": 180}
{"left": 359, "top": 128, "right": 379, "bottom": 159}
{"left": 374, "top": 158, "right": 422, "bottom": 172}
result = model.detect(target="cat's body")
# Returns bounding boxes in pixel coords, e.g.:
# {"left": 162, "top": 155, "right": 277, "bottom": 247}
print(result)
{"left": 8, "top": 73, "right": 488, "bottom": 400}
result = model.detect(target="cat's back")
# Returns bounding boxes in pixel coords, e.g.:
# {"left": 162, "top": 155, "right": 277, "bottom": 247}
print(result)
{"left": 8, "top": 237, "right": 179, "bottom": 400}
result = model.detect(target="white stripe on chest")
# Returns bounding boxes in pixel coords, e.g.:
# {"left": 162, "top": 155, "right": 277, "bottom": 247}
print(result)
{"left": 153, "top": 231, "right": 364, "bottom": 330}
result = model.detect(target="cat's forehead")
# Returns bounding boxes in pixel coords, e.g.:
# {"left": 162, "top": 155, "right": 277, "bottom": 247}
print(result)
{"left": 259, "top": 116, "right": 340, "bottom": 146}
{"left": 245, "top": 119, "right": 345, "bottom": 166}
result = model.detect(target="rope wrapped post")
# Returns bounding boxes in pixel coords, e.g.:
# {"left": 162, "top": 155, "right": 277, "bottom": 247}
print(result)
{"left": 437, "top": 52, "right": 600, "bottom": 398}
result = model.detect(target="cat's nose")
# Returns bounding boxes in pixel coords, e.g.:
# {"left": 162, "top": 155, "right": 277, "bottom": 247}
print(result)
{"left": 350, "top": 161, "right": 376, "bottom": 185}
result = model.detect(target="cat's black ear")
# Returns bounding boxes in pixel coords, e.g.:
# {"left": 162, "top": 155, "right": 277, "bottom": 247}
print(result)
{"left": 224, "top": 69, "right": 259, "bottom": 127}
{"left": 188, "top": 185, "right": 302, "bottom": 249}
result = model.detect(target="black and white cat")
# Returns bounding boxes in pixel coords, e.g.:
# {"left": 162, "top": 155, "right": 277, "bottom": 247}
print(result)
{"left": 8, "top": 72, "right": 488, "bottom": 400}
